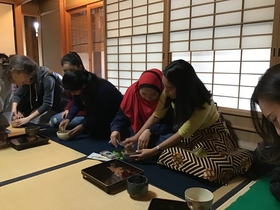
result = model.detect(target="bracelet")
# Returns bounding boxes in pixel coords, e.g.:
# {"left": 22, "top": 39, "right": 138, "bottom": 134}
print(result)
{"left": 156, "top": 145, "right": 162, "bottom": 153}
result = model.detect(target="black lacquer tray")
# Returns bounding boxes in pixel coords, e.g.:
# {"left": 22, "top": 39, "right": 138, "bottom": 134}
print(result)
{"left": 7, "top": 134, "right": 49, "bottom": 151}
{"left": 81, "top": 159, "right": 144, "bottom": 194}
{"left": 148, "top": 198, "right": 190, "bottom": 210}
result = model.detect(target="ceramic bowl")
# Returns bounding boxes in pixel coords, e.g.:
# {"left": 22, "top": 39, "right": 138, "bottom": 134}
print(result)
{"left": 126, "top": 174, "right": 149, "bottom": 197}
{"left": 121, "top": 148, "right": 137, "bottom": 162}
{"left": 56, "top": 130, "right": 70, "bottom": 141}
{"left": 25, "top": 126, "right": 40, "bottom": 137}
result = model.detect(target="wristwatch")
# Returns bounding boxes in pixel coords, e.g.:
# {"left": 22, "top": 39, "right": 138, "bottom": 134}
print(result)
{"left": 156, "top": 145, "right": 162, "bottom": 153}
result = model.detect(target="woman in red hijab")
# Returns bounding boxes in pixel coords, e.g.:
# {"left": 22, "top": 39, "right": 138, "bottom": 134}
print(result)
{"left": 110, "top": 68, "right": 173, "bottom": 148}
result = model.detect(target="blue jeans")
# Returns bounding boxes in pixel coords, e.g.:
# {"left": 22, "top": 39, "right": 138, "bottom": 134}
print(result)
{"left": 49, "top": 112, "right": 84, "bottom": 130}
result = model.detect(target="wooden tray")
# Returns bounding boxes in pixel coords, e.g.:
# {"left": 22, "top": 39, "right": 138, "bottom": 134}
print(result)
{"left": 81, "top": 159, "right": 144, "bottom": 194}
{"left": 7, "top": 133, "right": 49, "bottom": 151}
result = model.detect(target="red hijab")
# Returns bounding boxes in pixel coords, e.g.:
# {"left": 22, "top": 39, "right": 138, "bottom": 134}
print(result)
{"left": 120, "top": 68, "right": 163, "bottom": 133}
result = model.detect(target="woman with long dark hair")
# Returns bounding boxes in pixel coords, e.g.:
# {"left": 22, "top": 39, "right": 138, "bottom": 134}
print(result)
{"left": 124, "top": 59, "right": 253, "bottom": 184}
{"left": 251, "top": 63, "right": 280, "bottom": 201}
{"left": 0, "top": 56, "right": 37, "bottom": 146}
{"left": 60, "top": 70, "right": 123, "bottom": 138}
{"left": 251, "top": 63, "right": 280, "bottom": 162}
{"left": 11, "top": 55, "right": 68, "bottom": 126}
{"left": 49, "top": 52, "right": 86, "bottom": 129}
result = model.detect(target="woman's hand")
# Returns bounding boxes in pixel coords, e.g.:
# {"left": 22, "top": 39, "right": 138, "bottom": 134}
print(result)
{"left": 15, "top": 117, "right": 30, "bottom": 126}
{"left": 110, "top": 131, "right": 121, "bottom": 148}
{"left": 137, "top": 129, "right": 152, "bottom": 150}
{"left": 131, "top": 148, "right": 158, "bottom": 161}
{"left": 11, "top": 121, "right": 17, "bottom": 128}
{"left": 11, "top": 111, "right": 25, "bottom": 127}
{"left": 123, "top": 136, "right": 138, "bottom": 148}
{"left": 68, "top": 124, "right": 84, "bottom": 138}
{"left": 59, "top": 119, "right": 70, "bottom": 131}
{"left": 62, "top": 110, "right": 69, "bottom": 119}
{"left": 12, "top": 111, "right": 24, "bottom": 120}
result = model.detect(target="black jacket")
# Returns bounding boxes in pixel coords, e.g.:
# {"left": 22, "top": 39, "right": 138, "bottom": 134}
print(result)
{"left": 66, "top": 74, "right": 123, "bottom": 138}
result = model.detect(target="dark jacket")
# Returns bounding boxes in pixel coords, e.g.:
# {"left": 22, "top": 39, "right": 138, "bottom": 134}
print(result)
{"left": 67, "top": 76, "right": 123, "bottom": 138}
{"left": 13, "top": 66, "right": 68, "bottom": 115}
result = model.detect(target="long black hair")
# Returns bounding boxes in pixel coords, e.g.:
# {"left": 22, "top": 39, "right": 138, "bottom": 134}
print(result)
{"left": 0, "top": 53, "right": 8, "bottom": 62}
{"left": 0, "top": 60, "right": 10, "bottom": 81}
{"left": 163, "top": 59, "right": 212, "bottom": 129}
{"left": 61, "top": 51, "right": 85, "bottom": 70}
{"left": 0, "top": 55, "right": 38, "bottom": 83}
{"left": 251, "top": 63, "right": 280, "bottom": 164}
{"left": 62, "top": 69, "right": 99, "bottom": 109}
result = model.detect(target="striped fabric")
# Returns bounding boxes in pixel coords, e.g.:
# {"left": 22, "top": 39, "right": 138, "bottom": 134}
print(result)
{"left": 157, "top": 116, "right": 253, "bottom": 184}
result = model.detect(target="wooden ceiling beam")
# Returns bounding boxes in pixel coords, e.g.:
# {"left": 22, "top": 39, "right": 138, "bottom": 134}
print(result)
{"left": 13, "top": 0, "right": 31, "bottom": 5}
{"left": 0, "top": 0, "right": 32, "bottom": 5}
{"left": 0, "top": 0, "right": 15, "bottom": 4}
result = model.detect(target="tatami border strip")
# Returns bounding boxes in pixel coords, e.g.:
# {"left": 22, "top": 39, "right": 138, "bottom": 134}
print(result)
{"left": 212, "top": 178, "right": 252, "bottom": 209}
{"left": 0, "top": 156, "right": 87, "bottom": 187}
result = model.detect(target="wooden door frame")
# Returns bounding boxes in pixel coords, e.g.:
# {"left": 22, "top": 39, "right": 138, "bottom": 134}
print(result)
{"left": 87, "top": 1, "right": 103, "bottom": 74}
{"left": 61, "top": 1, "right": 104, "bottom": 73}
{"left": 22, "top": 14, "right": 41, "bottom": 64}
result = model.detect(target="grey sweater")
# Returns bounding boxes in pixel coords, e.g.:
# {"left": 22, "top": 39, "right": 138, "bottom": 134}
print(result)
{"left": 12, "top": 66, "right": 68, "bottom": 115}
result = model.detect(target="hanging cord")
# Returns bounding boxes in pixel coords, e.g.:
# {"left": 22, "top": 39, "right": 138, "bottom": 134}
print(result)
{"left": 35, "top": 83, "right": 38, "bottom": 102}
{"left": 29, "top": 83, "right": 38, "bottom": 109}
{"left": 29, "top": 85, "right": 32, "bottom": 109}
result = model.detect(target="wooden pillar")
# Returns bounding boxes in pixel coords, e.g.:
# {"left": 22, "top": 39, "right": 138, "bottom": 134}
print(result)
{"left": 14, "top": 4, "right": 24, "bottom": 54}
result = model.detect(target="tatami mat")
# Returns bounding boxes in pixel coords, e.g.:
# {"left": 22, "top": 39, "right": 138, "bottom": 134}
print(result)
{"left": 218, "top": 180, "right": 256, "bottom": 209}
{"left": 2, "top": 126, "right": 249, "bottom": 209}
{"left": 212, "top": 176, "right": 249, "bottom": 209}
{"left": 0, "top": 160, "right": 183, "bottom": 210}
{"left": 0, "top": 140, "right": 85, "bottom": 183}
{"left": 213, "top": 176, "right": 247, "bottom": 202}
{"left": 218, "top": 176, "right": 280, "bottom": 210}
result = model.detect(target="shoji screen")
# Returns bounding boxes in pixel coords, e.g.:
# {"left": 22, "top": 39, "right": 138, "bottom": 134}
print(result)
{"left": 169, "top": 0, "right": 275, "bottom": 110}
{"left": 89, "top": 6, "right": 104, "bottom": 77}
{"left": 106, "top": 0, "right": 164, "bottom": 93}
{"left": 70, "top": 10, "right": 90, "bottom": 71}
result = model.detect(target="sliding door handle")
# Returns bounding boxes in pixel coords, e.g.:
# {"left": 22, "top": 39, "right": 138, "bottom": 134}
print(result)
{"left": 168, "top": 52, "right": 172, "bottom": 63}
{"left": 272, "top": 48, "right": 276, "bottom": 57}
